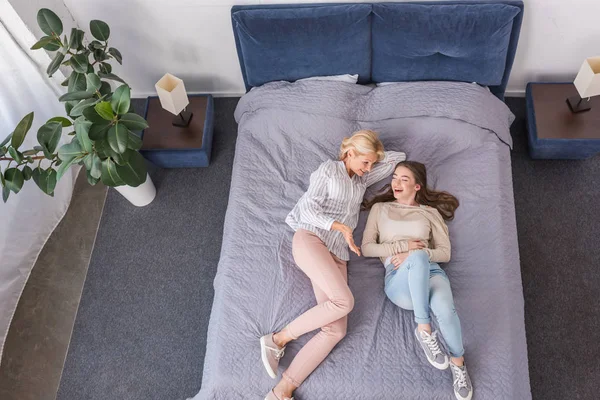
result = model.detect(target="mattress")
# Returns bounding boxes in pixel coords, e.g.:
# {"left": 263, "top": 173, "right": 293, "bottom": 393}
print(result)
{"left": 190, "top": 81, "right": 531, "bottom": 400}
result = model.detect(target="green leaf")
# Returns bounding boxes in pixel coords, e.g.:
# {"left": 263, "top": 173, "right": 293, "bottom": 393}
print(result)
{"left": 8, "top": 147, "right": 23, "bottom": 163}
{"left": 70, "top": 98, "right": 97, "bottom": 117}
{"left": 22, "top": 149, "right": 38, "bottom": 156}
{"left": 86, "top": 73, "right": 101, "bottom": 91}
{"left": 46, "top": 52, "right": 65, "bottom": 77}
{"left": 32, "top": 167, "right": 58, "bottom": 195}
{"left": 2, "top": 186, "right": 9, "bottom": 203}
{"left": 11, "top": 112, "right": 34, "bottom": 149}
{"left": 95, "top": 101, "right": 115, "bottom": 120}
{"left": 115, "top": 150, "right": 147, "bottom": 187}
{"left": 126, "top": 131, "right": 143, "bottom": 150}
{"left": 37, "top": 9, "right": 63, "bottom": 36}
{"left": 68, "top": 28, "right": 84, "bottom": 50}
{"left": 88, "top": 121, "right": 112, "bottom": 140}
{"left": 56, "top": 156, "right": 78, "bottom": 181}
{"left": 75, "top": 118, "right": 93, "bottom": 152}
{"left": 95, "top": 137, "right": 129, "bottom": 165}
{"left": 4, "top": 168, "right": 24, "bottom": 193}
{"left": 82, "top": 106, "right": 105, "bottom": 124}
{"left": 90, "top": 20, "right": 110, "bottom": 41}
{"left": 101, "top": 157, "right": 125, "bottom": 187}
{"left": 1, "top": 133, "right": 12, "bottom": 148}
{"left": 37, "top": 121, "right": 63, "bottom": 154}
{"left": 47, "top": 116, "right": 72, "bottom": 127}
{"left": 43, "top": 41, "right": 60, "bottom": 51}
{"left": 107, "top": 123, "right": 128, "bottom": 154}
{"left": 119, "top": 113, "right": 149, "bottom": 131}
{"left": 108, "top": 47, "right": 122, "bottom": 64}
{"left": 70, "top": 53, "right": 89, "bottom": 74}
{"left": 83, "top": 152, "right": 102, "bottom": 179}
{"left": 86, "top": 169, "right": 99, "bottom": 186}
{"left": 58, "top": 138, "right": 83, "bottom": 162}
{"left": 59, "top": 91, "right": 94, "bottom": 102}
{"left": 111, "top": 85, "right": 130, "bottom": 115}
{"left": 61, "top": 76, "right": 69, "bottom": 86}
{"left": 88, "top": 40, "right": 104, "bottom": 50}
{"left": 98, "top": 72, "right": 126, "bottom": 84}
{"left": 93, "top": 49, "right": 108, "bottom": 62}
{"left": 90, "top": 153, "right": 102, "bottom": 179}
{"left": 99, "top": 81, "right": 111, "bottom": 97}
{"left": 22, "top": 166, "right": 33, "bottom": 180}
{"left": 99, "top": 62, "right": 112, "bottom": 74}
{"left": 68, "top": 72, "right": 86, "bottom": 92}
{"left": 31, "top": 36, "right": 55, "bottom": 50}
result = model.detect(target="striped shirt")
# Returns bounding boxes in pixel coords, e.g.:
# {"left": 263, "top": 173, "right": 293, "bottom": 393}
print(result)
{"left": 286, "top": 151, "right": 406, "bottom": 261}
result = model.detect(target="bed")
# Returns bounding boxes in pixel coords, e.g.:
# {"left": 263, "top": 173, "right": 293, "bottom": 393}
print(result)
{"left": 190, "top": 2, "right": 530, "bottom": 399}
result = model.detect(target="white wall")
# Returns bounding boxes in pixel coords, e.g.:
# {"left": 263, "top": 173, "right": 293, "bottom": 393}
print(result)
{"left": 12, "top": 0, "right": 600, "bottom": 97}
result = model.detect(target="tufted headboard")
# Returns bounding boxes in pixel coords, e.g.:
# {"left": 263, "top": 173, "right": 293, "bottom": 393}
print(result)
{"left": 231, "top": 1, "right": 523, "bottom": 100}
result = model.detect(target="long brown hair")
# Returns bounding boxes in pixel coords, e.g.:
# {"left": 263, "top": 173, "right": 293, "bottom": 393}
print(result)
{"left": 362, "top": 161, "right": 459, "bottom": 221}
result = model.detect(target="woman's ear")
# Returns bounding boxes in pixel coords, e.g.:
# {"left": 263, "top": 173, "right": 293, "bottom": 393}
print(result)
{"left": 415, "top": 184, "right": 421, "bottom": 192}
{"left": 347, "top": 149, "right": 355, "bottom": 159}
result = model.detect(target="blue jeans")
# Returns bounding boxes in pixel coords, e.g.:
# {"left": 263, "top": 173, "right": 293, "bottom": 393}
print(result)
{"left": 384, "top": 250, "right": 464, "bottom": 357}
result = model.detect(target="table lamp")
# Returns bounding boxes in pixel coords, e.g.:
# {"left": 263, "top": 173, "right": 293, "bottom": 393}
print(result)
{"left": 567, "top": 56, "right": 600, "bottom": 113}
{"left": 155, "top": 73, "right": 193, "bottom": 127}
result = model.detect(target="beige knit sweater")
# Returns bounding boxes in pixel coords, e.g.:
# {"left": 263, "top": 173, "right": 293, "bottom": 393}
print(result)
{"left": 361, "top": 201, "right": 451, "bottom": 264}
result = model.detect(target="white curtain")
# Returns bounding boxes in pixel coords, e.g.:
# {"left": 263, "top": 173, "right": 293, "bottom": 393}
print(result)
{"left": 0, "top": 2, "right": 77, "bottom": 362}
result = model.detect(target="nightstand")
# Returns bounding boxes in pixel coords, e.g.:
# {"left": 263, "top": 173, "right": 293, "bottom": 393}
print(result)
{"left": 140, "top": 94, "right": 214, "bottom": 168}
{"left": 526, "top": 83, "right": 600, "bottom": 159}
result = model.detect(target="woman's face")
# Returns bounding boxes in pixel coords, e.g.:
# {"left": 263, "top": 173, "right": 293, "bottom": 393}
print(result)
{"left": 391, "top": 166, "right": 421, "bottom": 202}
{"left": 347, "top": 149, "right": 378, "bottom": 177}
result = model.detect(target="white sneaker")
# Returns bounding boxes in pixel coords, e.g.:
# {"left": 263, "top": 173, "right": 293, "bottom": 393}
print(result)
{"left": 265, "top": 389, "right": 294, "bottom": 400}
{"left": 414, "top": 328, "right": 449, "bottom": 370}
{"left": 450, "top": 361, "right": 473, "bottom": 400}
{"left": 260, "top": 334, "right": 285, "bottom": 379}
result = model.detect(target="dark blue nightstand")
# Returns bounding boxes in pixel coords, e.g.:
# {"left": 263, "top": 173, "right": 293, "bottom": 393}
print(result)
{"left": 526, "top": 83, "right": 600, "bottom": 159}
{"left": 140, "top": 94, "right": 214, "bottom": 168}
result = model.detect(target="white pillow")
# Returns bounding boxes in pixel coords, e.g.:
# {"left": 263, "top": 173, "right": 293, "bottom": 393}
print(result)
{"left": 297, "top": 74, "right": 359, "bottom": 84}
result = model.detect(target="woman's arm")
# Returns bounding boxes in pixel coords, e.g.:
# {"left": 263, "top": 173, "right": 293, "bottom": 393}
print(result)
{"left": 362, "top": 204, "right": 409, "bottom": 257}
{"left": 298, "top": 162, "right": 336, "bottom": 231}
{"left": 365, "top": 151, "right": 407, "bottom": 187}
{"left": 420, "top": 210, "right": 451, "bottom": 263}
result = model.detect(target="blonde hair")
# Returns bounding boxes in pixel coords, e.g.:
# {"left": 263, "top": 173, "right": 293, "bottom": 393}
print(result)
{"left": 339, "top": 130, "right": 385, "bottom": 161}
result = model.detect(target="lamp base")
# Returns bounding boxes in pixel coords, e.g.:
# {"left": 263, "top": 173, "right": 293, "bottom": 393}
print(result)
{"left": 172, "top": 111, "right": 194, "bottom": 127}
{"left": 566, "top": 96, "right": 592, "bottom": 113}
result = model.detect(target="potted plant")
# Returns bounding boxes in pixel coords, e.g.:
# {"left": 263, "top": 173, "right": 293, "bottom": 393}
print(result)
{"left": 0, "top": 8, "right": 154, "bottom": 207}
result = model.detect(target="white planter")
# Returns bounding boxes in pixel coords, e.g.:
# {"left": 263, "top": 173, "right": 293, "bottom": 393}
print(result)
{"left": 114, "top": 173, "right": 156, "bottom": 207}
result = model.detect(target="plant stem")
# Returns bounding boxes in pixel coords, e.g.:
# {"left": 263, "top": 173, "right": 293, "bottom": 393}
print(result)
{"left": 0, "top": 155, "right": 46, "bottom": 162}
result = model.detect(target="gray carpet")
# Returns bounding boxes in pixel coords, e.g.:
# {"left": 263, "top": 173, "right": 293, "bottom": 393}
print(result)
{"left": 57, "top": 98, "right": 600, "bottom": 400}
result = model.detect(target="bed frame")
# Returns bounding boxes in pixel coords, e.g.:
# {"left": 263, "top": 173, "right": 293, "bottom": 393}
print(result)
{"left": 231, "top": 1, "right": 524, "bottom": 100}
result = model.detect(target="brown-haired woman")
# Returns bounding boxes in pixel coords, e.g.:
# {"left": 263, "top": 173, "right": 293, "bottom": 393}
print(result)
{"left": 362, "top": 161, "right": 473, "bottom": 400}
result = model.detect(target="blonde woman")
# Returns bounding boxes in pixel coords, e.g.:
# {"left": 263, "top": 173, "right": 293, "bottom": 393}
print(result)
{"left": 261, "top": 130, "right": 405, "bottom": 400}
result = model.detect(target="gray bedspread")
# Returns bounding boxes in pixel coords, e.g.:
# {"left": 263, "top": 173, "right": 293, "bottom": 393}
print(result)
{"left": 190, "top": 81, "right": 531, "bottom": 400}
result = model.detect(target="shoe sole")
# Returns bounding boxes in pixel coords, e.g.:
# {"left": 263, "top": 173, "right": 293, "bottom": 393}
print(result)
{"left": 454, "top": 390, "right": 473, "bottom": 400}
{"left": 414, "top": 329, "right": 449, "bottom": 370}
{"left": 260, "top": 336, "right": 278, "bottom": 379}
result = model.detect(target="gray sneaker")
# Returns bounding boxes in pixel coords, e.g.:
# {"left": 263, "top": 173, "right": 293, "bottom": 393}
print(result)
{"left": 414, "top": 328, "right": 449, "bottom": 370}
{"left": 450, "top": 361, "right": 473, "bottom": 400}
{"left": 260, "top": 334, "right": 285, "bottom": 379}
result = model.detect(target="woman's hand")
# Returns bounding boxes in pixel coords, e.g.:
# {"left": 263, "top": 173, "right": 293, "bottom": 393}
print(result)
{"left": 332, "top": 221, "right": 361, "bottom": 256}
{"left": 391, "top": 252, "right": 409, "bottom": 269}
{"left": 408, "top": 240, "right": 426, "bottom": 251}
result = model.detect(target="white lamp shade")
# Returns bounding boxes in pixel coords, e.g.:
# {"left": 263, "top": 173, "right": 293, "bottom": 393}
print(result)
{"left": 573, "top": 56, "right": 600, "bottom": 98}
{"left": 155, "top": 73, "right": 189, "bottom": 115}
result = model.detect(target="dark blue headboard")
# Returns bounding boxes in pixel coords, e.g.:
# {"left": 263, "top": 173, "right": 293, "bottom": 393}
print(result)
{"left": 231, "top": 1, "right": 523, "bottom": 100}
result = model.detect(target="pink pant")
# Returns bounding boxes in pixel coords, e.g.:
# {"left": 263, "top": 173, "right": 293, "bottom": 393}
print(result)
{"left": 283, "top": 229, "right": 355, "bottom": 387}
